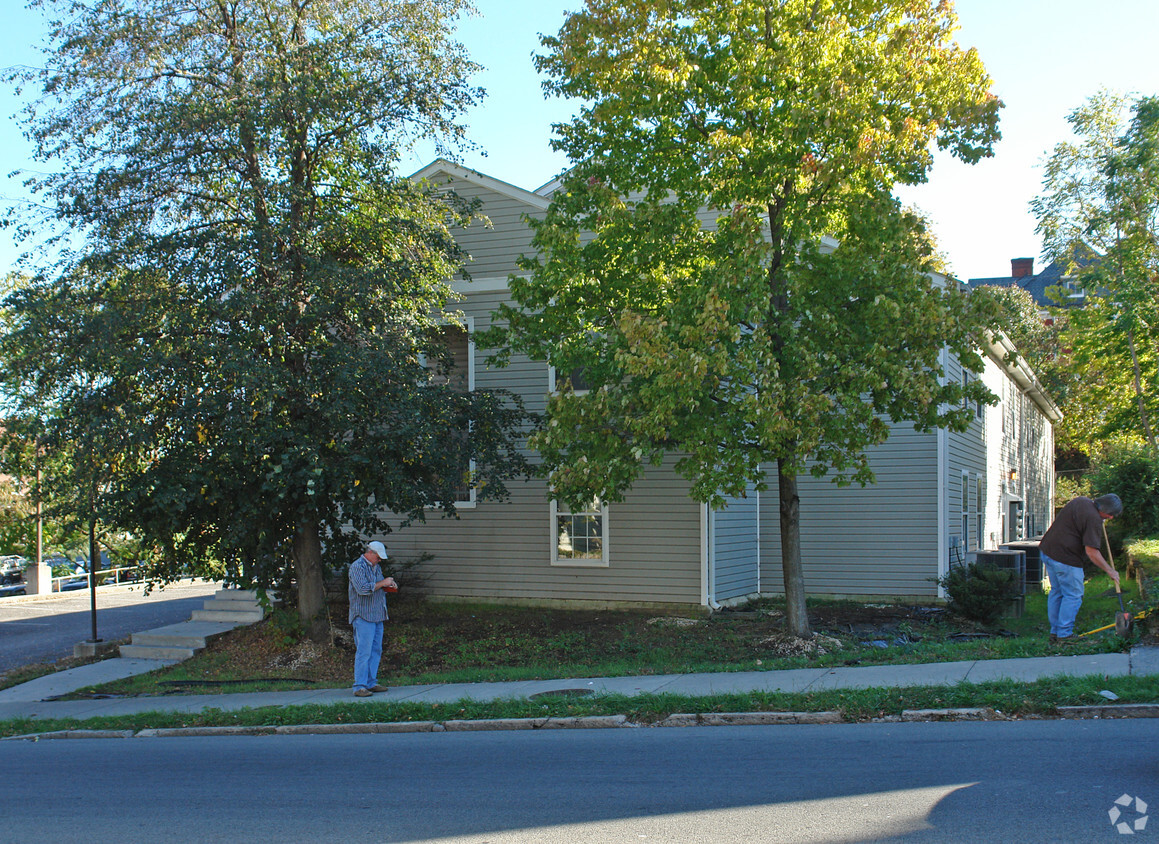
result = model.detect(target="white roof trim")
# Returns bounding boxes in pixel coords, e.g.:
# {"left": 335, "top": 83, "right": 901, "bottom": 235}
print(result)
{"left": 535, "top": 175, "right": 566, "bottom": 197}
{"left": 410, "top": 159, "right": 550, "bottom": 211}
{"left": 982, "top": 330, "right": 1063, "bottom": 423}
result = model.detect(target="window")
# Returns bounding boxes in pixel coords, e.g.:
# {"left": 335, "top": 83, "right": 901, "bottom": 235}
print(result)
{"left": 961, "top": 472, "right": 970, "bottom": 551}
{"left": 426, "top": 323, "right": 472, "bottom": 392}
{"left": 975, "top": 475, "right": 984, "bottom": 549}
{"left": 551, "top": 499, "right": 608, "bottom": 567}
{"left": 423, "top": 320, "right": 475, "bottom": 507}
{"left": 548, "top": 364, "right": 592, "bottom": 395}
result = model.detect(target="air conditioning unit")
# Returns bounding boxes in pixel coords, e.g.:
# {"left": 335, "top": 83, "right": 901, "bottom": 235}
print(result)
{"left": 1001, "top": 540, "right": 1043, "bottom": 591}
{"left": 973, "top": 549, "right": 1027, "bottom": 595}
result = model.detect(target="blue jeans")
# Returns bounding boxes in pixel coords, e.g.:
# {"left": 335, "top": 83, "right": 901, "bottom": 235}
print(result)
{"left": 1042, "top": 552, "right": 1086, "bottom": 637}
{"left": 352, "top": 617, "right": 384, "bottom": 691}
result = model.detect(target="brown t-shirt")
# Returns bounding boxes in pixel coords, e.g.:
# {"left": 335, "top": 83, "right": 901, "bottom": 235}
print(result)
{"left": 1039, "top": 497, "right": 1104, "bottom": 569}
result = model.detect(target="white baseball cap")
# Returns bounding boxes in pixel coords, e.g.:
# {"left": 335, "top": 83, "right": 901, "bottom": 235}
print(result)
{"left": 366, "top": 541, "right": 388, "bottom": 559}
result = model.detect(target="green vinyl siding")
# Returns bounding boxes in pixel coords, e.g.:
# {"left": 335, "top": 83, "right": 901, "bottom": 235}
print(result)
{"left": 760, "top": 425, "right": 941, "bottom": 597}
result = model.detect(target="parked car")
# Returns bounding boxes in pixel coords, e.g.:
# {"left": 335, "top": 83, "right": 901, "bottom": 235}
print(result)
{"left": 0, "top": 556, "right": 28, "bottom": 597}
{"left": 0, "top": 555, "right": 27, "bottom": 584}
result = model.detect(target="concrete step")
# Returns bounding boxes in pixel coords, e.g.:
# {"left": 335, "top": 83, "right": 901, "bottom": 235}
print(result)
{"left": 191, "top": 608, "right": 264, "bottom": 623}
{"left": 201, "top": 596, "right": 262, "bottom": 612}
{"left": 126, "top": 621, "right": 238, "bottom": 650}
{"left": 119, "top": 644, "right": 200, "bottom": 660}
{"left": 212, "top": 587, "right": 283, "bottom": 607}
{"left": 114, "top": 589, "right": 266, "bottom": 661}
{"left": 213, "top": 588, "right": 261, "bottom": 603}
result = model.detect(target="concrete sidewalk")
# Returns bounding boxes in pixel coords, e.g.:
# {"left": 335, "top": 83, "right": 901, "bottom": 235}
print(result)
{"left": 2, "top": 645, "right": 1157, "bottom": 724}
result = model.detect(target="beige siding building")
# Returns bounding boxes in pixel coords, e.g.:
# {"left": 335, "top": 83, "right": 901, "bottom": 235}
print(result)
{"left": 381, "top": 161, "right": 1060, "bottom": 610}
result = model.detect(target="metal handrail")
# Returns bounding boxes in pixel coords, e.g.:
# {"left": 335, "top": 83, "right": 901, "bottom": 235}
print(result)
{"left": 52, "top": 565, "right": 143, "bottom": 592}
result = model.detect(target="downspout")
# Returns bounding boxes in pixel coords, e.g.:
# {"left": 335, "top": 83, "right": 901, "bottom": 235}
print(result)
{"left": 755, "top": 487, "right": 761, "bottom": 596}
{"left": 937, "top": 346, "right": 950, "bottom": 598}
{"left": 702, "top": 502, "right": 722, "bottom": 611}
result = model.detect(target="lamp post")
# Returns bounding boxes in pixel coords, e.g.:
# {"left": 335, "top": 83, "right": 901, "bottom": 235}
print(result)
{"left": 86, "top": 468, "right": 101, "bottom": 644}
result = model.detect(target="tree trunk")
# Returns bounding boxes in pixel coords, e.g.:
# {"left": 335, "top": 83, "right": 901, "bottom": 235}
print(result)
{"left": 292, "top": 519, "right": 330, "bottom": 644}
{"left": 777, "top": 458, "right": 812, "bottom": 638}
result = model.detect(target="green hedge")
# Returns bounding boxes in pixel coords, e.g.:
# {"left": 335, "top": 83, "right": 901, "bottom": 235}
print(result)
{"left": 1128, "top": 539, "right": 1159, "bottom": 580}
{"left": 1090, "top": 453, "right": 1159, "bottom": 541}
{"left": 1126, "top": 539, "right": 1159, "bottom": 630}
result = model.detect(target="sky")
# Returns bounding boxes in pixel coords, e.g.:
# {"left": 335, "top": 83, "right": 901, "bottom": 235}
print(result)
{"left": 3, "top": 0, "right": 1159, "bottom": 283}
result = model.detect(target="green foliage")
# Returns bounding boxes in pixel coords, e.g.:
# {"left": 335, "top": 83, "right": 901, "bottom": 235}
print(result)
{"left": 2, "top": 0, "right": 531, "bottom": 637}
{"left": 1089, "top": 448, "right": 1159, "bottom": 540}
{"left": 1054, "top": 472, "right": 1091, "bottom": 509}
{"left": 974, "top": 284, "right": 1069, "bottom": 400}
{"left": 1033, "top": 91, "right": 1159, "bottom": 458}
{"left": 483, "top": 0, "right": 1003, "bottom": 637}
{"left": 267, "top": 607, "right": 305, "bottom": 649}
{"left": 1127, "top": 538, "right": 1159, "bottom": 566}
{"left": 938, "top": 563, "right": 1020, "bottom": 625}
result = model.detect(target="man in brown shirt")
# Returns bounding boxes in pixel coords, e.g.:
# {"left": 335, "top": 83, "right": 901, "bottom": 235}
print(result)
{"left": 1039, "top": 493, "right": 1122, "bottom": 643}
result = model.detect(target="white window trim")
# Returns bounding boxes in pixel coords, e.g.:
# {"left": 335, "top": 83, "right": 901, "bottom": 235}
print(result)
{"left": 975, "top": 474, "right": 984, "bottom": 550}
{"left": 547, "top": 364, "right": 590, "bottom": 396}
{"left": 550, "top": 499, "right": 609, "bottom": 567}
{"left": 960, "top": 470, "right": 970, "bottom": 552}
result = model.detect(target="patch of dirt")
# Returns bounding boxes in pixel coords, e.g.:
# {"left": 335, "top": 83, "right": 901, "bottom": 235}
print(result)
{"left": 265, "top": 640, "right": 325, "bottom": 673}
{"left": 758, "top": 633, "right": 844, "bottom": 657}
{"left": 647, "top": 617, "right": 703, "bottom": 628}
{"left": 807, "top": 603, "right": 949, "bottom": 640}
{"left": 146, "top": 595, "right": 981, "bottom": 692}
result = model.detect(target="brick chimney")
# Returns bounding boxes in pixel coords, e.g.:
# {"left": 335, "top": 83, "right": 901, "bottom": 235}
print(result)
{"left": 1011, "top": 257, "right": 1034, "bottom": 278}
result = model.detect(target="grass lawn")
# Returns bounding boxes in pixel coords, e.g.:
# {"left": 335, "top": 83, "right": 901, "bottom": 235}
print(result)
{"left": 0, "top": 572, "right": 1155, "bottom": 738}
{"left": 22, "top": 570, "right": 1149, "bottom": 700}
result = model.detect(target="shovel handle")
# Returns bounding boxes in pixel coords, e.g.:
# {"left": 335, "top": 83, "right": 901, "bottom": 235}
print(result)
{"left": 1102, "top": 521, "right": 1120, "bottom": 593}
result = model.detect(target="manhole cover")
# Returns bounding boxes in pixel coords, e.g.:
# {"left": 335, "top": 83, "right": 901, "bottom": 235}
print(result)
{"left": 529, "top": 688, "right": 595, "bottom": 700}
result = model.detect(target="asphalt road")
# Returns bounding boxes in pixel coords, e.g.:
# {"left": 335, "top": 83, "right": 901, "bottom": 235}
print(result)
{"left": 2, "top": 719, "right": 1154, "bottom": 843}
{"left": 0, "top": 581, "right": 220, "bottom": 672}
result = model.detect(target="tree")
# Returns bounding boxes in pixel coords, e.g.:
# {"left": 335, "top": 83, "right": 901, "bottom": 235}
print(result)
{"left": 2, "top": 0, "right": 530, "bottom": 641}
{"left": 1032, "top": 90, "right": 1159, "bottom": 457}
{"left": 485, "top": 0, "right": 1002, "bottom": 637}
{"left": 974, "top": 282, "right": 1072, "bottom": 410}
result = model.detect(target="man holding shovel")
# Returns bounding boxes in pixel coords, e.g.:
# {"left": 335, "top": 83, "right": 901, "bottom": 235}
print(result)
{"left": 1039, "top": 493, "right": 1123, "bottom": 644}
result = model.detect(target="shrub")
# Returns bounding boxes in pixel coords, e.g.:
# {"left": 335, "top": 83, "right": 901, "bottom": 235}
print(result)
{"left": 1089, "top": 449, "right": 1159, "bottom": 541}
{"left": 938, "top": 562, "right": 1019, "bottom": 625}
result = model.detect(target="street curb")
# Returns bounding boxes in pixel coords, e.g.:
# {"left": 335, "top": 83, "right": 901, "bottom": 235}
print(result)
{"left": 1056, "top": 703, "right": 1159, "bottom": 719}
{"left": 658, "top": 711, "right": 842, "bottom": 727}
{"left": 5, "top": 704, "right": 1158, "bottom": 741}
{"left": 901, "top": 707, "right": 997, "bottom": 721}
{"left": 0, "top": 729, "right": 137, "bottom": 740}
{"left": 0, "top": 705, "right": 1103, "bottom": 740}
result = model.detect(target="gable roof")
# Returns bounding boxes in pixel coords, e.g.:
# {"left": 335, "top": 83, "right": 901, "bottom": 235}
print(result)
{"left": 409, "top": 159, "right": 551, "bottom": 212}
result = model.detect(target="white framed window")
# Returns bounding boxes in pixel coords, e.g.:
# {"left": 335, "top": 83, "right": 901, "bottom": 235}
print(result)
{"left": 550, "top": 499, "right": 609, "bottom": 567}
{"left": 423, "top": 317, "right": 476, "bottom": 508}
{"left": 547, "top": 364, "right": 592, "bottom": 395}
{"left": 975, "top": 475, "right": 984, "bottom": 550}
{"left": 961, "top": 471, "right": 970, "bottom": 551}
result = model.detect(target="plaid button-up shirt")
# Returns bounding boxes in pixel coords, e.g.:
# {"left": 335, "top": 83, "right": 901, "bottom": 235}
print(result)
{"left": 347, "top": 555, "right": 388, "bottom": 624}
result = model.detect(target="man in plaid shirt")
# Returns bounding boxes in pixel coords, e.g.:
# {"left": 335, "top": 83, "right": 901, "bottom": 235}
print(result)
{"left": 348, "top": 541, "right": 397, "bottom": 697}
